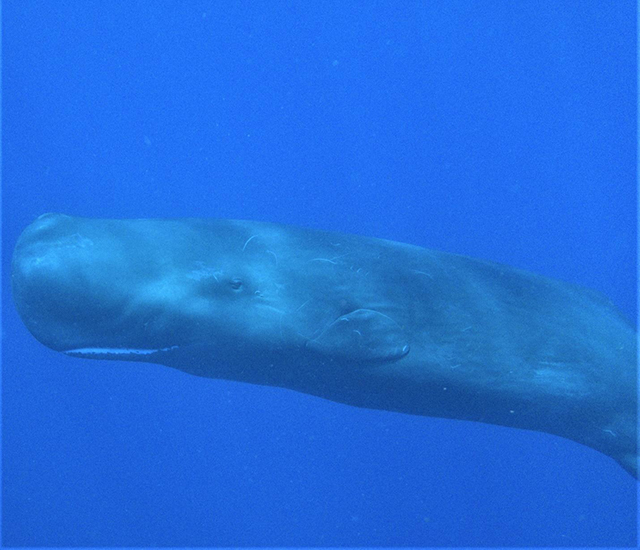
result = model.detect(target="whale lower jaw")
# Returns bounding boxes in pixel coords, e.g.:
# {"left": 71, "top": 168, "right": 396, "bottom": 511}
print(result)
{"left": 64, "top": 346, "right": 179, "bottom": 358}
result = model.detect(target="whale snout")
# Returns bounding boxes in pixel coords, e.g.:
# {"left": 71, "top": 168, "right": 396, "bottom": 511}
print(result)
{"left": 11, "top": 214, "right": 125, "bottom": 351}
{"left": 11, "top": 214, "right": 213, "bottom": 355}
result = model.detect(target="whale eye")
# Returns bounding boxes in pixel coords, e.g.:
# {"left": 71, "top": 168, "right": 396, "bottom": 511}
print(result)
{"left": 230, "top": 278, "right": 243, "bottom": 291}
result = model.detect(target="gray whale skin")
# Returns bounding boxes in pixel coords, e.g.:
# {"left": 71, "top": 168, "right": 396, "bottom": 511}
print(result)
{"left": 12, "top": 213, "right": 637, "bottom": 477}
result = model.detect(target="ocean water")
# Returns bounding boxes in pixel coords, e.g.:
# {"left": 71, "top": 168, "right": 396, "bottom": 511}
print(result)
{"left": 2, "top": 1, "right": 637, "bottom": 547}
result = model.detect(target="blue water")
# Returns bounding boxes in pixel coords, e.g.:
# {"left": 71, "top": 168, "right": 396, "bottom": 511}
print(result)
{"left": 3, "top": 1, "right": 637, "bottom": 547}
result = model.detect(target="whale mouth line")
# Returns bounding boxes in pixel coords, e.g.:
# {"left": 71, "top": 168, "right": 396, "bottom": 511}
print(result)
{"left": 64, "top": 345, "right": 180, "bottom": 357}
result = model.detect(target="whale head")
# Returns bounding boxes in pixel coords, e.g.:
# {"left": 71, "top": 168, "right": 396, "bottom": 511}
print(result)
{"left": 11, "top": 214, "right": 303, "bottom": 370}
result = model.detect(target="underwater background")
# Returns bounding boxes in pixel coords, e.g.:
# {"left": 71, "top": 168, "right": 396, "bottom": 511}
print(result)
{"left": 2, "top": 1, "right": 637, "bottom": 547}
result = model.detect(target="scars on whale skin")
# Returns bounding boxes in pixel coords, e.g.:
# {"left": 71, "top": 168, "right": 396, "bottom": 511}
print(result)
{"left": 11, "top": 213, "right": 638, "bottom": 477}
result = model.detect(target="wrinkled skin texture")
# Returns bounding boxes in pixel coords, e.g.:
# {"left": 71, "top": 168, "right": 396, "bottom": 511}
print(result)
{"left": 12, "top": 214, "right": 638, "bottom": 476}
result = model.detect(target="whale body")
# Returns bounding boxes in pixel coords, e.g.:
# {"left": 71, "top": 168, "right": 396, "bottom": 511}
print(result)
{"left": 11, "top": 213, "right": 637, "bottom": 476}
